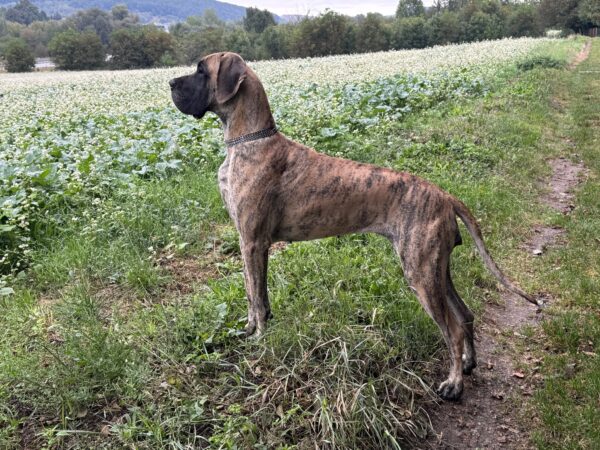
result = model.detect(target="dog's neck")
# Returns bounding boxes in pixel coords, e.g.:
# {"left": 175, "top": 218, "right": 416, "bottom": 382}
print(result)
{"left": 216, "top": 70, "right": 276, "bottom": 143}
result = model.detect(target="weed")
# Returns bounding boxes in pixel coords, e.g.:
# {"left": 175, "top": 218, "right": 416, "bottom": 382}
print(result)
{"left": 517, "top": 55, "right": 565, "bottom": 71}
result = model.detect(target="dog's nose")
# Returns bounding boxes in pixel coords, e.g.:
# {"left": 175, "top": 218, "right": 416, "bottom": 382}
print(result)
{"left": 169, "top": 78, "right": 177, "bottom": 90}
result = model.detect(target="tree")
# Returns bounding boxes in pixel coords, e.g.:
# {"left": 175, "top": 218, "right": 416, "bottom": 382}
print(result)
{"left": 3, "top": 37, "right": 34, "bottom": 72}
{"left": 109, "top": 28, "right": 145, "bottom": 68}
{"left": 5, "top": 0, "right": 48, "bottom": 26}
{"left": 391, "top": 17, "right": 431, "bottom": 49}
{"left": 396, "top": 0, "right": 425, "bottom": 18}
{"left": 140, "top": 26, "right": 176, "bottom": 67}
{"left": 0, "top": 16, "right": 7, "bottom": 37}
{"left": 171, "top": 9, "right": 227, "bottom": 63}
{"left": 259, "top": 25, "right": 290, "bottom": 59}
{"left": 19, "top": 19, "right": 66, "bottom": 57}
{"left": 355, "top": 13, "right": 390, "bottom": 53}
{"left": 187, "top": 9, "right": 224, "bottom": 29}
{"left": 578, "top": 0, "right": 600, "bottom": 28}
{"left": 110, "top": 26, "right": 175, "bottom": 69}
{"left": 429, "top": 11, "right": 462, "bottom": 45}
{"left": 538, "top": 0, "right": 581, "bottom": 31}
{"left": 49, "top": 30, "right": 105, "bottom": 70}
{"left": 225, "top": 27, "right": 256, "bottom": 60}
{"left": 177, "top": 27, "right": 226, "bottom": 64}
{"left": 507, "top": 5, "right": 542, "bottom": 37}
{"left": 465, "top": 11, "right": 496, "bottom": 41}
{"left": 111, "top": 4, "right": 129, "bottom": 21}
{"left": 244, "top": 7, "right": 276, "bottom": 34}
{"left": 291, "top": 11, "right": 355, "bottom": 57}
{"left": 447, "top": 0, "right": 469, "bottom": 13}
{"left": 69, "top": 8, "right": 113, "bottom": 45}
{"left": 110, "top": 4, "right": 139, "bottom": 28}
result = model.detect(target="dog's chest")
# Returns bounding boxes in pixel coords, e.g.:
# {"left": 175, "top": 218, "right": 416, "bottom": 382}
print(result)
{"left": 217, "top": 157, "right": 235, "bottom": 220}
{"left": 217, "top": 153, "right": 252, "bottom": 223}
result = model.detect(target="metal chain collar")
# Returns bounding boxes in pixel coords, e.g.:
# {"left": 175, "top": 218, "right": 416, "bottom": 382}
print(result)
{"left": 224, "top": 126, "right": 279, "bottom": 148}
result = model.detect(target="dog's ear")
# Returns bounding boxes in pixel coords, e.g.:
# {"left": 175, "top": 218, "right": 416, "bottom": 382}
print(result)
{"left": 216, "top": 53, "right": 247, "bottom": 104}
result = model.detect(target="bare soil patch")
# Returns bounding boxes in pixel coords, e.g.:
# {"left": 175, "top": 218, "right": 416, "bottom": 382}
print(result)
{"left": 270, "top": 241, "right": 289, "bottom": 254}
{"left": 159, "top": 254, "right": 222, "bottom": 297}
{"left": 522, "top": 157, "right": 587, "bottom": 256}
{"left": 541, "top": 157, "right": 586, "bottom": 214}
{"left": 523, "top": 225, "right": 566, "bottom": 256}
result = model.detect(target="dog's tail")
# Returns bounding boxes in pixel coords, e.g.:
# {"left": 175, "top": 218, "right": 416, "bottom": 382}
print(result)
{"left": 452, "top": 197, "right": 539, "bottom": 306}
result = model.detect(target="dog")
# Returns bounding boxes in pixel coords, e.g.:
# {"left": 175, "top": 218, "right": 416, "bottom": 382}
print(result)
{"left": 169, "top": 52, "right": 538, "bottom": 400}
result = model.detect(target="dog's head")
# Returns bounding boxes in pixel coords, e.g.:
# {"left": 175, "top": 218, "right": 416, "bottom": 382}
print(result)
{"left": 169, "top": 52, "right": 248, "bottom": 119}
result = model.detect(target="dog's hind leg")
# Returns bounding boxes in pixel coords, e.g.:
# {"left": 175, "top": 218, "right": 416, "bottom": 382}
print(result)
{"left": 240, "top": 240, "right": 271, "bottom": 337}
{"left": 446, "top": 267, "right": 477, "bottom": 375}
{"left": 412, "top": 280, "right": 465, "bottom": 401}
{"left": 446, "top": 266, "right": 477, "bottom": 375}
{"left": 399, "top": 243, "right": 465, "bottom": 401}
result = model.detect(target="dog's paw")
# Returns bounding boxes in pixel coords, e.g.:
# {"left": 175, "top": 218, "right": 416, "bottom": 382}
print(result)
{"left": 462, "top": 359, "right": 477, "bottom": 375}
{"left": 245, "top": 322, "right": 267, "bottom": 340}
{"left": 245, "top": 321, "right": 257, "bottom": 337}
{"left": 437, "top": 379, "right": 463, "bottom": 402}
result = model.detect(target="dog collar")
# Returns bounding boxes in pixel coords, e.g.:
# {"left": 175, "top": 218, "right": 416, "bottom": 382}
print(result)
{"left": 224, "top": 126, "right": 278, "bottom": 148}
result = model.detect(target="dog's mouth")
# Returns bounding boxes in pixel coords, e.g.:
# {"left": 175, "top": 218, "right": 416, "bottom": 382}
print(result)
{"left": 170, "top": 80, "right": 211, "bottom": 120}
{"left": 170, "top": 92, "right": 184, "bottom": 110}
{"left": 171, "top": 95, "right": 204, "bottom": 119}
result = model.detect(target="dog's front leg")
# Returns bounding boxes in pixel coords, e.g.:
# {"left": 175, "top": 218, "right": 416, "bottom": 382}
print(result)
{"left": 240, "top": 240, "right": 271, "bottom": 337}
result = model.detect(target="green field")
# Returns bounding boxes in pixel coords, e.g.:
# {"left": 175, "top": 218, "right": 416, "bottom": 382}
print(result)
{"left": 0, "top": 37, "right": 598, "bottom": 449}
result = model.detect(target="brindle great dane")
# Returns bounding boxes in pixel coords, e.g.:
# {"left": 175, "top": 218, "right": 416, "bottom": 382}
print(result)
{"left": 169, "top": 52, "right": 538, "bottom": 401}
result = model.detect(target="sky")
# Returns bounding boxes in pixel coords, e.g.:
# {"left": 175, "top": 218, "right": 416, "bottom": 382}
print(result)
{"left": 227, "top": 1, "right": 432, "bottom": 17}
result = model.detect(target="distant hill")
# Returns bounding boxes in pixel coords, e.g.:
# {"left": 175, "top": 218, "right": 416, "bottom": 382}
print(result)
{"left": 280, "top": 14, "right": 303, "bottom": 24}
{"left": 0, "top": 0, "right": 286, "bottom": 25}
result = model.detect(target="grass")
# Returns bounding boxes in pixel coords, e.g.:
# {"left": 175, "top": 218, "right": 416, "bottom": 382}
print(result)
{"left": 0, "top": 37, "right": 597, "bottom": 448}
{"left": 527, "top": 40, "right": 600, "bottom": 449}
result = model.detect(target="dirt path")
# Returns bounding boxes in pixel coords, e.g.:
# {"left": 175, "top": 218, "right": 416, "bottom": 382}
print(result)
{"left": 568, "top": 40, "right": 592, "bottom": 69}
{"left": 426, "top": 41, "right": 591, "bottom": 449}
{"left": 524, "top": 157, "right": 587, "bottom": 257}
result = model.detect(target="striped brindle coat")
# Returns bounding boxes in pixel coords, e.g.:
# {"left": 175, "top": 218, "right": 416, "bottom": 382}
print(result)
{"left": 169, "top": 52, "right": 538, "bottom": 401}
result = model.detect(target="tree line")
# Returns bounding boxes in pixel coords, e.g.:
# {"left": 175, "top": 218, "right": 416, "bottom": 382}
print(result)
{"left": 0, "top": 0, "right": 598, "bottom": 72}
